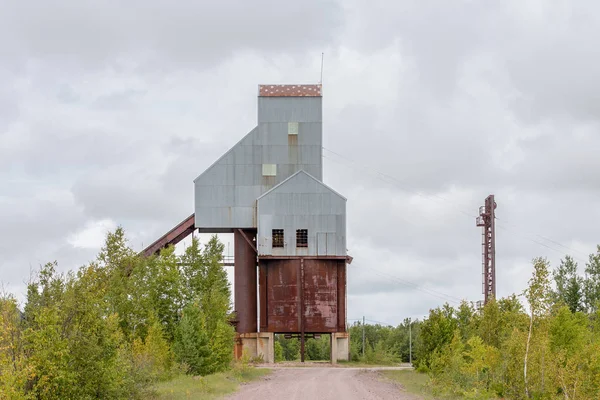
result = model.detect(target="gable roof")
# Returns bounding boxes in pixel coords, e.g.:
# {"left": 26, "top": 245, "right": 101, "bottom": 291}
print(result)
{"left": 257, "top": 170, "right": 346, "bottom": 201}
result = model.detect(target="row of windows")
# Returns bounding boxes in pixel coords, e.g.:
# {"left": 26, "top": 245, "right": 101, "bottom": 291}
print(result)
{"left": 272, "top": 229, "right": 307, "bottom": 248}
{"left": 261, "top": 123, "right": 300, "bottom": 177}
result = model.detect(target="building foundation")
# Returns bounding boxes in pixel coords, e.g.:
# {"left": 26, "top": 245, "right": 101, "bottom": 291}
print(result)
{"left": 236, "top": 332, "right": 275, "bottom": 364}
{"left": 330, "top": 332, "right": 349, "bottom": 364}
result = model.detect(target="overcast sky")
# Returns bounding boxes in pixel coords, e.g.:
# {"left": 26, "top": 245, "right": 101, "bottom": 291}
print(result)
{"left": 2, "top": 0, "right": 600, "bottom": 325}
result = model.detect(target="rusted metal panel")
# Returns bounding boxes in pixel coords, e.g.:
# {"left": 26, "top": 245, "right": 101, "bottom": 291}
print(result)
{"left": 337, "top": 261, "right": 347, "bottom": 332}
{"left": 303, "top": 259, "right": 338, "bottom": 332}
{"left": 263, "top": 258, "right": 346, "bottom": 334}
{"left": 140, "top": 214, "right": 195, "bottom": 257}
{"left": 234, "top": 229, "right": 257, "bottom": 333}
{"left": 259, "top": 263, "right": 267, "bottom": 332}
{"left": 259, "top": 84, "right": 322, "bottom": 97}
{"left": 266, "top": 259, "right": 300, "bottom": 332}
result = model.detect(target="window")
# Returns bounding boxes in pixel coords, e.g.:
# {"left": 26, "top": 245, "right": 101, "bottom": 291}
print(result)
{"left": 272, "top": 229, "right": 284, "bottom": 248}
{"left": 262, "top": 164, "right": 277, "bottom": 176}
{"left": 296, "top": 229, "right": 308, "bottom": 247}
{"left": 288, "top": 122, "right": 298, "bottom": 135}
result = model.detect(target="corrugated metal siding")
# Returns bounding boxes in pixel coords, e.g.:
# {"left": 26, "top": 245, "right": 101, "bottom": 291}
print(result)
{"left": 258, "top": 97, "right": 322, "bottom": 123}
{"left": 257, "top": 171, "right": 346, "bottom": 257}
{"left": 194, "top": 96, "right": 322, "bottom": 228}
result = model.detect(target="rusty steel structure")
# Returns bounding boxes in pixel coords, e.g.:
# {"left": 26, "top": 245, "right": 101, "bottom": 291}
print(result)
{"left": 476, "top": 195, "right": 496, "bottom": 304}
{"left": 141, "top": 213, "right": 195, "bottom": 258}
{"left": 144, "top": 83, "right": 350, "bottom": 362}
{"left": 234, "top": 229, "right": 258, "bottom": 333}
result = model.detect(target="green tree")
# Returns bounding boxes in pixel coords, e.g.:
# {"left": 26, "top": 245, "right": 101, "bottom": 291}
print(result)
{"left": 429, "top": 331, "right": 467, "bottom": 394}
{"left": 553, "top": 255, "right": 584, "bottom": 313}
{"left": 274, "top": 340, "right": 284, "bottom": 362}
{"left": 548, "top": 307, "right": 591, "bottom": 399}
{"left": 0, "top": 294, "right": 28, "bottom": 399}
{"left": 277, "top": 336, "right": 300, "bottom": 361}
{"left": 179, "top": 237, "right": 206, "bottom": 304}
{"left": 305, "top": 336, "right": 330, "bottom": 361}
{"left": 456, "top": 301, "right": 477, "bottom": 341}
{"left": 21, "top": 263, "right": 138, "bottom": 399}
{"left": 173, "top": 236, "right": 234, "bottom": 375}
{"left": 462, "top": 336, "right": 500, "bottom": 393}
{"left": 173, "top": 301, "right": 210, "bottom": 375}
{"left": 415, "top": 304, "right": 457, "bottom": 371}
{"left": 148, "top": 246, "right": 186, "bottom": 341}
{"left": 523, "top": 257, "right": 552, "bottom": 398}
{"left": 132, "top": 315, "right": 173, "bottom": 383}
{"left": 584, "top": 246, "right": 600, "bottom": 313}
{"left": 479, "top": 299, "right": 501, "bottom": 348}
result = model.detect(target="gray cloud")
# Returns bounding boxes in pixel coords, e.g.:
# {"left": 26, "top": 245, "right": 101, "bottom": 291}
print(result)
{"left": 0, "top": 0, "right": 343, "bottom": 69}
{"left": 2, "top": 0, "right": 600, "bottom": 324}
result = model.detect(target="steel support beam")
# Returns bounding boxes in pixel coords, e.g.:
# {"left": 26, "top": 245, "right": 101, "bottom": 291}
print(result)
{"left": 234, "top": 229, "right": 258, "bottom": 333}
{"left": 236, "top": 228, "right": 257, "bottom": 253}
{"left": 140, "top": 213, "right": 195, "bottom": 258}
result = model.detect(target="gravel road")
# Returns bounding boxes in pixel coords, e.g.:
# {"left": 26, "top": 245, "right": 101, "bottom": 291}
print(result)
{"left": 226, "top": 367, "right": 420, "bottom": 400}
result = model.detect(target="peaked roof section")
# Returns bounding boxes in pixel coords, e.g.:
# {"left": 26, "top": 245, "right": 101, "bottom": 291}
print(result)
{"left": 257, "top": 170, "right": 346, "bottom": 201}
{"left": 259, "top": 84, "right": 322, "bottom": 97}
{"left": 192, "top": 126, "right": 258, "bottom": 183}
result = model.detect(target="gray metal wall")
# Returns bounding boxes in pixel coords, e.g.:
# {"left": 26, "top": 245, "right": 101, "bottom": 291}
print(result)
{"left": 194, "top": 97, "right": 323, "bottom": 228}
{"left": 257, "top": 171, "right": 346, "bottom": 257}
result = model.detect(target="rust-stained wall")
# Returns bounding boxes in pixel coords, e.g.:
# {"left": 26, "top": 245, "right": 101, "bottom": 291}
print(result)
{"left": 259, "top": 258, "right": 346, "bottom": 333}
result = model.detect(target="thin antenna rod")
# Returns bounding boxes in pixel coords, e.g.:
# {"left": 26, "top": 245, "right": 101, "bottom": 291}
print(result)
{"left": 320, "top": 52, "right": 324, "bottom": 84}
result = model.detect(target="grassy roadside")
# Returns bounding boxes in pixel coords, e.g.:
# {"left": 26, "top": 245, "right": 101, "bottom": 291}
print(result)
{"left": 381, "top": 371, "right": 501, "bottom": 400}
{"left": 150, "top": 366, "right": 271, "bottom": 400}
{"left": 380, "top": 370, "right": 438, "bottom": 399}
{"left": 336, "top": 360, "right": 408, "bottom": 368}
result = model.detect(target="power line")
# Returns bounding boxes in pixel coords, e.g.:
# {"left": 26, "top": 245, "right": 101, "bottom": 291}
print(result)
{"left": 356, "top": 263, "right": 463, "bottom": 305}
{"left": 348, "top": 318, "right": 399, "bottom": 327}
{"left": 322, "top": 147, "right": 477, "bottom": 219}
{"left": 323, "top": 147, "right": 589, "bottom": 260}
{"left": 495, "top": 219, "right": 589, "bottom": 261}
{"left": 365, "top": 318, "right": 396, "bottom": 326}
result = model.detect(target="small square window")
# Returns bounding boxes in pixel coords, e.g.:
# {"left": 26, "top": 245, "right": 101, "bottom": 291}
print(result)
{"left": 296, "top": 229, "right": 308, "bottom": 247}
{"left": 288, "top": 122, "right": 298, "bottom": 135}
{"left": 262, "top": 164, "right": 277, "bottom": 176}
{"left": 272, "top": 229, "right": 284, "bottom": 248}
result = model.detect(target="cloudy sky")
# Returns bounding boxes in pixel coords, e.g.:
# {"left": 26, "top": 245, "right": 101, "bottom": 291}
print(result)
{"left": 2, "top": 0, "right": 599, "bottom": 325}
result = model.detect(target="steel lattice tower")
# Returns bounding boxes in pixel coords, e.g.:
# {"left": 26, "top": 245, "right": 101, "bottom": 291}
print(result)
{"left": 476, "top": 195, "right": 496, "bottom": 304}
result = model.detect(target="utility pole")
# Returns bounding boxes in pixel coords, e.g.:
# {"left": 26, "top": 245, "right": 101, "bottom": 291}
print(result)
{"left": 362, "top": 316, "right": 365, "bottom": 357}
{"left": 409, "top": 317, "right": 412, "bottom": 366}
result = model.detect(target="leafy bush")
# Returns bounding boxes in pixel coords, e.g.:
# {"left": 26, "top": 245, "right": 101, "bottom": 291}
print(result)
{"left": 0, "top": 229, "right": 236, "bottom": 398}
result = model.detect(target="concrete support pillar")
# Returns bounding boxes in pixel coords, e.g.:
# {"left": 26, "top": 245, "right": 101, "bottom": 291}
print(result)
{"left": 330, "top": 332, "right": 349, "bottom": 364}
{"left": 238, "top": 332, "right": 275, "bottom": 364}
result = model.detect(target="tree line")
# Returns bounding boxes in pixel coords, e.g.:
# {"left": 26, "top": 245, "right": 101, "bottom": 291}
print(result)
{"left": 306, "top": 247, "right": 600, "bottom": 399}
{"left": 413, "top": 248, "right": 600, "bottom": 399}
{"left": 0, "top": 228, "right": 235, "bottom": 399}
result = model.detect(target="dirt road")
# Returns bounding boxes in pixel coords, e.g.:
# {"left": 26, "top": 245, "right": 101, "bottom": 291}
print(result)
{"left": 226, "top": 367, "right": 420, "bottom": 400}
